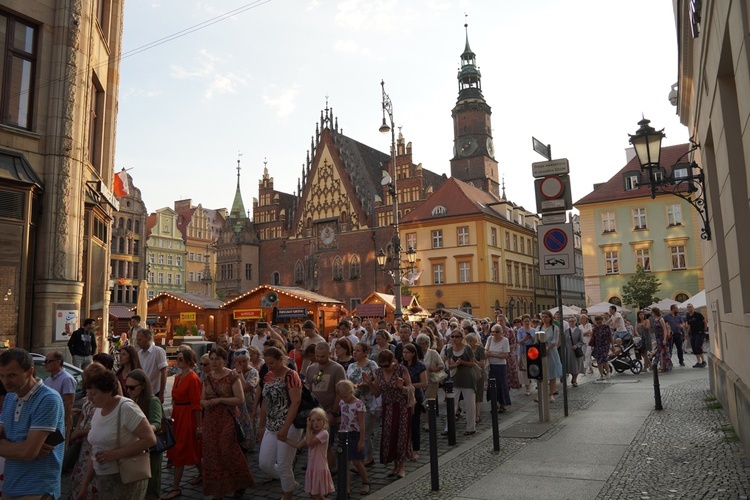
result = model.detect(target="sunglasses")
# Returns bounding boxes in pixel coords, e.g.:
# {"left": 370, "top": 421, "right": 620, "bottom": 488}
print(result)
{"left": 451, "top": 335, "right": 462, "bottom": 338}
{"left": 315, "top": 370, "right": 323, "bottom": 383}
{"left": 176, "top": 357, "right": 184, "bottom": 362}
{"left": 292, "top": 340, "right": 301, "bottom": 343}
{"left": 125, "top": 384, "right": 141, "bottom": 391}
{"left": 43, "top": 359, "right": 60, "bottom": 364}
{"left": 200, "top": 362, "right": 209, "bottom": 366}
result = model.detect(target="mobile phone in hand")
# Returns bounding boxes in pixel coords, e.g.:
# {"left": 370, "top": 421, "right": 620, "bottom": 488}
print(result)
{"left": 45, "top": 429, "right": 65, "bottom": 447}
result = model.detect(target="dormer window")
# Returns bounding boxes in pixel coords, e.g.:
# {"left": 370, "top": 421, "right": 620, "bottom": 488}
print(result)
{"left": 431, "top": 205, "right": 447, "bottom": 216}
{"left": 673, "top": 166, "right": 689, "bottom": 179}
{"left": 624, "top": 174, "right": 640, "bottom": 191}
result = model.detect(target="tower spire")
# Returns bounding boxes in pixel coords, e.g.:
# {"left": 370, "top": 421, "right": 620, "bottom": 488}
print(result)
{"left": 457, "top": 18, "right": 482, "bottom": 101}
{"left": 230, "top": 153, "right": 247, "bottom": 219}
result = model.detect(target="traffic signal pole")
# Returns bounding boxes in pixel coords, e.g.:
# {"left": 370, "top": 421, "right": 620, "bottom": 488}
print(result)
{"left": 536, "top": 332, "right": 550, "bottom": 422}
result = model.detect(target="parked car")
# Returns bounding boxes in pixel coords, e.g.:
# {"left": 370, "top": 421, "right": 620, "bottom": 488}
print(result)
{"left": 31, "top": 352, "right": 85, "bottom": 404}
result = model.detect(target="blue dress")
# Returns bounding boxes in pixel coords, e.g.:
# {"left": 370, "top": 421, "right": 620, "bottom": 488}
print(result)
{"left": 544, "top": 326, "right": 563, "bottom": 379}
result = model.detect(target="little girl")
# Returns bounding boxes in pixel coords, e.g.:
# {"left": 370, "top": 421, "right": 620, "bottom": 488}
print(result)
{"left": 288, "top": 407, "right": 335, "bottom": 499}
{"left": 337, "top": 379, "right": 370, "bottom": 495}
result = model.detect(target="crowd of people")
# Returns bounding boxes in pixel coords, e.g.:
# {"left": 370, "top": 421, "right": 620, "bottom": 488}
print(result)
{"left": 0, "top": 303, "right": 706, "bottom": 499}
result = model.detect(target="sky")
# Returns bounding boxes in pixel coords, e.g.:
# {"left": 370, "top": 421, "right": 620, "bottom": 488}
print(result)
{"left": 116, "top": 0, "right": 687, "bottom": 217}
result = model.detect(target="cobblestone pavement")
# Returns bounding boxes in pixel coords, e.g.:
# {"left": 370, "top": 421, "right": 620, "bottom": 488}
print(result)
{"left": 597, "top": 378, "right": 750, "bottom": 500}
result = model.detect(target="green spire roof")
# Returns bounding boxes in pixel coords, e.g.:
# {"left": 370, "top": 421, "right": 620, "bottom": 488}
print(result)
{"left": 230, "top": 159, "right": 246, "bottom": 219}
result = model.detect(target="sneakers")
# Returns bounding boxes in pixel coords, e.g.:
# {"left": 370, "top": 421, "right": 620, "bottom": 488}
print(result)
{"left": 693, "top": 363, "right": 701, "bottom": 368}
{"left": 680, "top": 362, "right": 686, "bottom": 367}
{"left": 700, "top": 361, "right": 707, "bottom": 368}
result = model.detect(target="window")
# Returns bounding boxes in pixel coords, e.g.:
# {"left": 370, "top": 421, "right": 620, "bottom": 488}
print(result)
{"left": 506, "top": 262, "right": 513, "bottom": 285}
{"left": 350, "top": 298, "right": 362, "bottom": 311}
{"left": 431, "top": 230, "right": 443, "bottom": 249}
{"left": 175, "top": 273, "right": 181, "bottom": 285}
{"left": 148, "top": 272, "right": 154, "bottom": 283}
{"left": 457, "top": 227, "right": 469, "bottom": 246}
{"left": 157, "top": 272, "right": 164, "bottom": 284}
{"left": 272, "top": 272, "right": 280, "bottom": 285}
{"left": 189, "top": 252, "right": 194, "bottom": 261}
{"left": 196, "top": 272, "right": 202, "bottom": 281}
{"left": 635, "top": 248, "right": 651, "bottom": 271}
{"left": 459, "top": 261, "right": 471, "bottom": 283}
{"left": 167, "top": 273, "right": 173, "bottom": 284}
{"left": 670, "top": 245, "right": 686, "bottom": 269}
{"left": 491, "top": 259, "right": 499, "bottom": 282}
{"left": 158, "top": 254, "right": 164, "bottom": 264}
{"left": 148, "top": 290, "right": 155, "bottom": 299}
{"left": 188, "top": 272, "right": 194, "bottom": 281}
{"left": 460, "top": 302, "right": 472, "bottom": 315}
{"left": 176, "top": 256, "right": 182, "bottom": 266}
{"left": 624, "top": 174, "right": 639, "bottom": 191}
{"left": 505, "top": 232, "right": 510, "bottom": 250}
{"left": 490, "top": 228, "right": 497, "bottom": 247}
{"left": 673, "top": 166, "right": 689, "bottom": 179}
{"left": 514, "top": 264, "right": 520, "bottom": 287}
{"left": 605, "top": 251, "right": 619, "bottom": 274}
{"left": 632, "top": 208, "right": 647, "bottom": 230}
{"left": 431, "top": 205, "right": 447, "bottom": 216}
{"left": 520, "top": 238, "right": 525, "bottom": 254}
{"left": 132, "top": 240, "right": 139, "bottom": 255}
{"left": 87, "top": 76, "right": 104, "bottom": 171}
{"left": 245, "top": 264, "right": 252, "bottom": 280}
{"left": 513, "top": 235, "right": 518, "bottom": 251}
{"left": 675, "top": 292, "right": 689, "bottom": 303}
{"left": 349, "top": 255, "right": 361, "bottom": 280}
{"left": 133, "top": 262, "right": 139, "bottom": 277}
{"left": 522, "top": 264, "right": 527, "bottom": 287}
{"left": 666, "top": 204, "right": 682, "bottom": 226}
{"left": 167, "top": 255, "right": 173, "bottom": 266}
{"left": 333, "top": 256, "right": 343, "bottom": 281}
{"left": 601, "top": 211, "right": 616, "bottom": 233}
{"left": 0, "top": 13, "right": 37, "bottom": 129}
{"left": 295, "top": 261, "right": 304, "bottom": 284}
{"left": 433, "top": 264, "right": 444, "bottom": 285}
{"left": 406, "top": 233, "right": 416, "bottom": 251}
{"left": 196, "top": 253, "right": 202, "bottom": 263}
{"left": 134, "top": 220, "right": 140, "bottom": 234}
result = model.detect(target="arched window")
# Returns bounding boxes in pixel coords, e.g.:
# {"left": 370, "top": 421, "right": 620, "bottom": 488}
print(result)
{"left": 523, "top": 300, "right": 528, "bottom": 315}
{"left": 461, "top": 301, "right": 472, "bottom": 315}
{"left": 349, "top": 255, "right": 361, "bottom": 280}
{"left": 674, "top": 292, "right": 689, "bottom": 303}
{"left": 333, "top": 256, "right": 343, "bottom": 281}
{"left": 134, "top": 220, "right": 140, "bottom": 234}
{"left": 118, "top": 237, "right": 125, "bottom": 253}
{"left": 435, "top": 302, "right": 445, "bottom": 309}
{"left": 126, "top": 219, "right": 132, "bottom": 231}
{"left": 294, "top": 261, "right": 304, "bottom": 284}
{"left": 118, "top": 217, "right": 124, "bottom": 228}
{"left": 272, "top": 272, "right": 280, "bottom": 285}
{"left": 608, "top": 296, "right": 622, "bottom": 306}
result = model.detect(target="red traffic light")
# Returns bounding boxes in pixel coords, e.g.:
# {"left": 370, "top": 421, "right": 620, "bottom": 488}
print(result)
{"left": 527, "top": 346, "right": 540, "bottom": 360}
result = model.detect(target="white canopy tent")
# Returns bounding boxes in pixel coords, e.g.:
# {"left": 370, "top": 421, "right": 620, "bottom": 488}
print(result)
{"left": 645, "top": 298, "right": 681, "bottom": 311}
{"left": 586, "top": 301, "right": 632, "bottom": 315}
{"left": 678, "top": 290, "right": 707, "bottom": 309}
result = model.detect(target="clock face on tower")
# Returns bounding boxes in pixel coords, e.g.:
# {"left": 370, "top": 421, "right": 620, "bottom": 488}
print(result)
{"left": 458, "top": 136, "right": 478, "bottom": 157}
{"left": 318, "top": 223, "right": 337, "bottom": 248}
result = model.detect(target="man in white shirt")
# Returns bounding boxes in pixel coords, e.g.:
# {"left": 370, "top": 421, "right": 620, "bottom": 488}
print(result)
{"left": 360, "top": 319, "right": 377, "bottom": 346}
{"left": 608, "top": 305, "right": 628, "bottom": 341}
{"left": 135, "top": 329, "right": 168, "bottom": 403}
{"left": 349, "top": 316, "right": 366, "bottom": 341}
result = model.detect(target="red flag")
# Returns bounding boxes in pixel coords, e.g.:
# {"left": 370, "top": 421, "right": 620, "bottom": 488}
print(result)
{"left": 113, "top": 169, "right": 129, "bottom": 197}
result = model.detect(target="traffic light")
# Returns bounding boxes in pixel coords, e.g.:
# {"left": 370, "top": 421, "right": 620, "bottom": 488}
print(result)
{"left": 526, "top": 344, "right": 544, "bottom": 380}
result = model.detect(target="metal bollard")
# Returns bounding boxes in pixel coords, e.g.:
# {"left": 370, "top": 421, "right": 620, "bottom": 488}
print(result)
{"left": 652, "top": 358, "right": 663, "bottom": 410}
{"left": 488, "top": 378, "right": 500, "bottom": 452}
{"left": 427, "top": 399, "right": 440, "bottom": 491}
{"left": 445, "top": 379, "right": 456, "bottom": 445}
{"left": 337, "top": 430, "right": 348, "bottom": 500}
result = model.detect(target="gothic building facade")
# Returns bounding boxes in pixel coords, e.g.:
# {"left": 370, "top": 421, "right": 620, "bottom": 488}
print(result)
{"left": 110, "top": 174, "right": 148, "bottom": 309}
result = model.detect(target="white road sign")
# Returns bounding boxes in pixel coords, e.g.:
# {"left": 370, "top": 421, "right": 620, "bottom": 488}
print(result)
{"left": 532, "top": 158, "right": 570, "bottom": 178}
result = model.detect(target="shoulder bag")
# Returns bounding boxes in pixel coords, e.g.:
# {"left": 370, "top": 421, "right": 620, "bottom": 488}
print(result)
{"left": 150, "top": 403, "right": 176, "bottom": 454}
{"left": 286, "top": 370, "right": 320, "bottom": 429}
{"left": 116, "top": 401, "right": 152, "bottom": 484}
{"left": 570, "top": 331, "right": 584, "bottom": 358}
{"left": 206, "top": 372, "right": 247, "bottom": 451}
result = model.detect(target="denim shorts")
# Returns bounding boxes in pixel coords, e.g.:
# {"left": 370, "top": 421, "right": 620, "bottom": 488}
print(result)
{"left": 345, "top": 430, "right": 364, "bottom": 460}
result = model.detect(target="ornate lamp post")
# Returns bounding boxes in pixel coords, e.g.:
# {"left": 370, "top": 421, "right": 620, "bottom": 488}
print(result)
{"left": 377, "top": 245, "right": 417, "bottom": 318}
{"left": 378, "top": 79, "right": 404, "bottom": 318}
{"left": 628, "top": 117, "right": 711, "bottom": 240}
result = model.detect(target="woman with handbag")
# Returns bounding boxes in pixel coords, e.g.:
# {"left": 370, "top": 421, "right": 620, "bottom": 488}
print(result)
{"left": 123, "top": 369, "right": 162, "bottom": 500}
{"left": 516, "top": 315, "right": 536, "bottom": 396}
{"left": 441, "top": 327, "right": 477, "bottom": 435}
{"left": 563, "top": 317, "right": 585, "bottom": 387}
{"left": 416, "top": 333, "right": 443, "bottom": 430}
{"left": 346, "top": 342, "right": 379, "bottom": 466}
{"left": 76, "top": 366, "right": 157, "bottom": 500}
{"left": 234, "top": 349, "right": 260, "bottom": 454}
{"left": 401, "top": 343, "right": 427, "bottom": 460}
{"left": 201, "top": 346, "right": 255, "bottom": 499}
{"left": 485, "top": 325, "right": 511, "bottom": 412}
{"left": 258, "top": 346, "right": 303, "bottom": 500}
{"left": 539, "top": 311, "right": 563, "bottom": 403}
{"left": 163, "top": 348, "right": 203, "bottom": 500}
{"left": 579, "top": 315, "right": 594, "bottom": 374}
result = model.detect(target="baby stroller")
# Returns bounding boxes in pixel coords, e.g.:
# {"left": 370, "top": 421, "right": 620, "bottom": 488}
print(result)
{"left": 608, "top": 333, "right": 643, "bottom": 374}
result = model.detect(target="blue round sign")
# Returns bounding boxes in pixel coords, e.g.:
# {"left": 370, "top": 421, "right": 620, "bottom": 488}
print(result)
{"left": 543, "top": 228, "right": 568, "bottom": 253}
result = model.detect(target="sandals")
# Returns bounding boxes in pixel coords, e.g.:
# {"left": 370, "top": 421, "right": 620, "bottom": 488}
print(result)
{"left": 360, "top": 482, "right": 371, "bottom": 495}
{"left": 188, "top": 476, "right": 202, "bottom": 485}
{"left": 161, "top": 489, "right": 182, "bottom": 500}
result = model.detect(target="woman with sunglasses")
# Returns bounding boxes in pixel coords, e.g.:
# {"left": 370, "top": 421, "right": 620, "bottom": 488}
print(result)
{"left": 201, "top": 346, "right": 254, "bottom": 499}
{"left": 485, "top": 325, "right": 511, "bottom": 413}
{"left": 335, "top": 338, "right": 355, "bottom": 371}
{"left": 362, "top": 350, "right": 412, "bottom": 478}
{"left": 123, "top": 369, "right": 162, "bottom": 500}
{"left": 115, "top": 345, "right": 141, "bottom": 397}
{"left": 288, "top": 334, "right": 305, "bottom": 372}
{"left": 347, "top": 341, "right": 379, "bottom": 466}
{"left": 163, "top": 349, "right": 203, "bottom": 499}
{"left": 442, "top": 328, "right": 477, "bottom": 435}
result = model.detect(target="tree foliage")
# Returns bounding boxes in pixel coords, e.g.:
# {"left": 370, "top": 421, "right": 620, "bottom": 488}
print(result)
{"left": 621, "top": 265, "right": 661, "bottom": 309}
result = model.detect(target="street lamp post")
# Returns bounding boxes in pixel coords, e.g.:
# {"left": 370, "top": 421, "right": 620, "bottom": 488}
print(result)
{"left": 379, "top": 79, "right": 403, "bottom": 318}
{"left": 628, "top": 117, "right": 711, "bottom": 240}
{"left": 377, "top": 246, "right": 417, "bottom": 319}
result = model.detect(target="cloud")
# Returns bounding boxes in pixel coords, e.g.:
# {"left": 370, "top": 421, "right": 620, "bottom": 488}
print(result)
{"left": 333, "top": 39, "right": 371, "bottom": 56}
{"left": 170, "top": 49, "right": 246, "bottom": 100}
{"left": 262, "top": 83, "right": 302, "bottom": 119}
{"left": 306, "top": 0, "right": 321, "bottom": 11}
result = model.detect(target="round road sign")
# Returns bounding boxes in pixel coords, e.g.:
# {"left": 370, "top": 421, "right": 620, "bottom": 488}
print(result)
{"left": 539, "top": 176, "right": 564, "bottom": 200}
{"left": 543, "top": 228, "right": 568, "bottom": 253}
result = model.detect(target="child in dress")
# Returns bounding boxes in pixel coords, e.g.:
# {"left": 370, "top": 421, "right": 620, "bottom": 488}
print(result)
{"left": 288, "top": 407, "right": 335, "bottom": 499}
{"left": 337, "top": 380, "right": 370, "bottom": 495}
